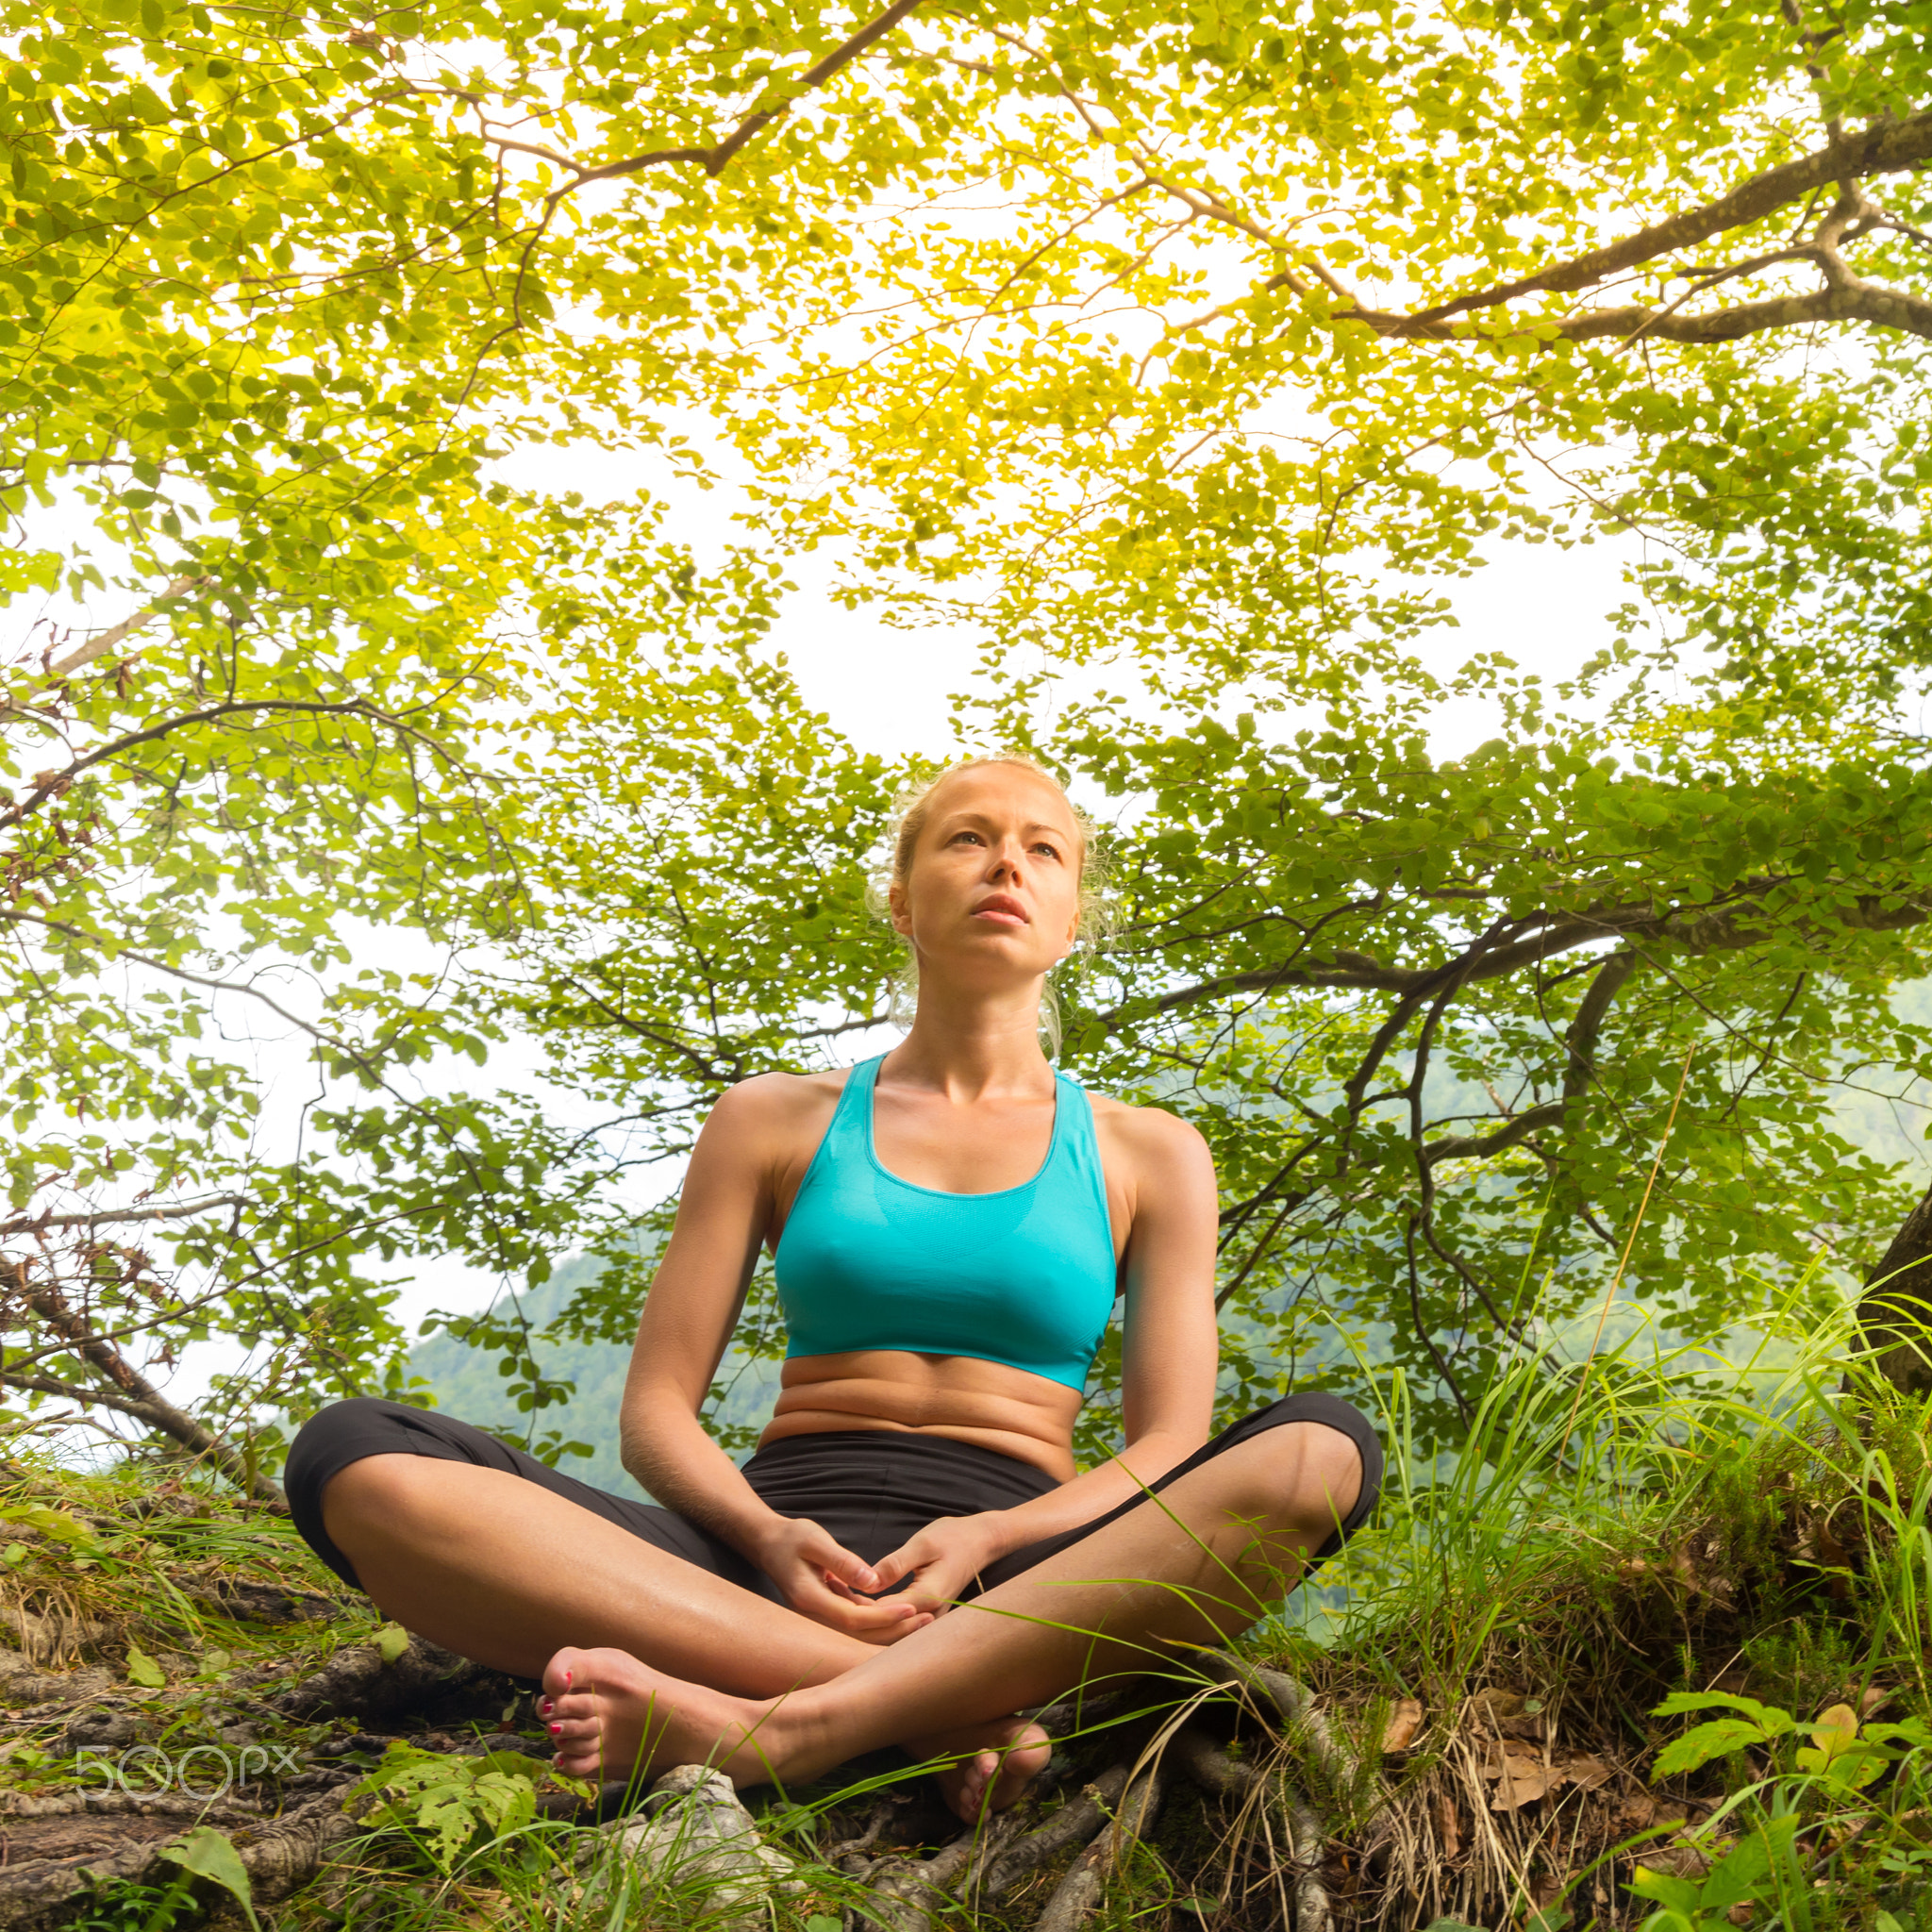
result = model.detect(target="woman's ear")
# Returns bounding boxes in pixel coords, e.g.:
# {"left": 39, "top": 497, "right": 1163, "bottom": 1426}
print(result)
{"left": 888, "top": 880, "right": 912, "bottom": 937}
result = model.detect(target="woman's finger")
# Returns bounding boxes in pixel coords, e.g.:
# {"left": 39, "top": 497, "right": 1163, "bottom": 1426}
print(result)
{"left": 800, "top": 1580, "right": 929, "bottom": 1639}
{"left": 805, "top": 1534, "right": 883, "bottom": 1595}
{"left": 867, "top": 1541, "right": 925, "bottom": 1591}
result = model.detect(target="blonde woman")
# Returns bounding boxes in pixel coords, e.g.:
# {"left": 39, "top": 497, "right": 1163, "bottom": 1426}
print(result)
{"left": 285, "top": 758, "right": 1380, "bottom": 1819}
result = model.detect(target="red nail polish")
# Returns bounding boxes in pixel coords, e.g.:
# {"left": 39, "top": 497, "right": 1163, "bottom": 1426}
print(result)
{"left": 549, "top": 1723, "right": 561, "bottom": 1735}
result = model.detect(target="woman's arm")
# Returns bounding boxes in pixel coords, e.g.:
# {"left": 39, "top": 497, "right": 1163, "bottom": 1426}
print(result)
{"left": 869, "top": 1104, "right": 1221, "bottom": 1609}
{"left": 620, "top": 1076, "right": 930, "bottom": 1642}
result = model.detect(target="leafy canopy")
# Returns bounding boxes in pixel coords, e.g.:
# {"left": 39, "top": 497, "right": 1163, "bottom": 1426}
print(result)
{"left": 2, "top": 0, "right": 1929, "bottom": 1463}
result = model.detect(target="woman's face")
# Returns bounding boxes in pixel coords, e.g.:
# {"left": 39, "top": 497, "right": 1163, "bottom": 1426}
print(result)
{"left": 890, "top": 766, "right": 1084, "bottom": 984}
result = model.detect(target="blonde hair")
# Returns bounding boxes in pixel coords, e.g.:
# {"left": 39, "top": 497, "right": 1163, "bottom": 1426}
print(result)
{"left": 866, "top": 755, "right": 1113, "bottom": 1057}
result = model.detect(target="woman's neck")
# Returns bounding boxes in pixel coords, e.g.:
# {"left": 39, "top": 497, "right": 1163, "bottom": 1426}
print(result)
{"left": 886, "top": 984, "right": 1055, "bottom": 1102}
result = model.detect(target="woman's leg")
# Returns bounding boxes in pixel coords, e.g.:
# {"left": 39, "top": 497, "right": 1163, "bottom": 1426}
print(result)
{"left": 320, "top": 1453, "right": 885, "bottom": 1693}
{"left": 545, "top": 1419, "right": 1364, "bottom": 1790}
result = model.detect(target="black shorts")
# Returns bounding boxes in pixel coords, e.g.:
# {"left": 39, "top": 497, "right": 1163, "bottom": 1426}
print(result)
{"left": 284, "top": 1391, "right": 1382, "bottom": 1604}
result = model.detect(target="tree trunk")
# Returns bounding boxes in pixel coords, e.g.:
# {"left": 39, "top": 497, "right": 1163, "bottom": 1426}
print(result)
{"left": 1856, "top": 1180, "right": 1932, "bottom": 1396}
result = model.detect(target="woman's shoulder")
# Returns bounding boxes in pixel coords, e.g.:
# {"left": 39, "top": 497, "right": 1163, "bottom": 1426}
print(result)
{"left": 1085, "top": 1089, "right": 1213, "bottom": 1166}
{"left": 703, "top": 1065, "right": 860, "bottom": 1141}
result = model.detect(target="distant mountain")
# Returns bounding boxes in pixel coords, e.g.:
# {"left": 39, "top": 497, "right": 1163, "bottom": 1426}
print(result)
{"left": 405, "top": 1252, "right": 780, "bottom": 1499}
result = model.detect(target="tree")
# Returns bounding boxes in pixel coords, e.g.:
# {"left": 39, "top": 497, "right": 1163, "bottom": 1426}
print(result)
{"left": 4, "top": 0, "right": 1928, "bottom": 1474}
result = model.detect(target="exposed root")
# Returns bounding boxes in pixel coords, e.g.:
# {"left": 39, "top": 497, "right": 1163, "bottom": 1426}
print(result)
{"left": 1030, "top": 1761, "right": 1164, "bottom": 1932}
{"left": 0, "top": 1789, "right": 357, "bottom": 1932}
{"left": 977, "top": 1761, "right": 1131, "bottom": 1897}
{"left": 1206, "top": 1648, "right": 1361, "bottom": 1794}
{"left": 1172, "top": 1720, "right": 1338, "bottom": 1932}
{"left": 1170, "top": 1721, "right": 1259, "bottom": 1799}
{"left": 1284, "top": 1788, "right": 1332, "bottom": 1932}
{"left": 0, "top": 1647, "right": 112, "bottom": 1707}
{"left": 849, "top": 1813, "right": 1021, "bottom": 1932}
{"left": 276, "top": 1633, "right": 502, "bottom": 1723}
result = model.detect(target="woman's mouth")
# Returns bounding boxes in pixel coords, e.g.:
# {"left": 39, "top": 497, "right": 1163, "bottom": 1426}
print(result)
{"left": 972, "top": 896, "right": 1028, "bottom": 926}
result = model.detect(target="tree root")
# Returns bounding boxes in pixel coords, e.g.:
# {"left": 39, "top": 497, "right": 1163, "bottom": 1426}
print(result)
{"left": 849, "top": 1820, "right": 1010, "bottom": 1932}
{"left": 978, "top": 1762, "right": 1132, "bottom": 1898}
{"left": 1031, "top": 1761, "right": 1164, "bottom": 1932}
{"left": 0, "top": 1789, "right": 358, "bottom": 1932}
{"left": 1173, "top": 1719, "right": 1335, "bottom": 1932}
{"left": 0, "top": 1647, "right": 114, "bottom": 1708}
{"left": 275, "top": 1634, "right": 503, "bottom": 1724}
{"left": 223, "top": 1790, "right": 363, "bottom": 1903}
{"left": 1204, "top": 1649, "right": 1359, "bottom": 1791}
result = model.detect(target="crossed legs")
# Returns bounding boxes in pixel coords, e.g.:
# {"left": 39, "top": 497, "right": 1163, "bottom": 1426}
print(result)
{"left": 319, "top": 1421, "right": 1363, "bottom": 1807}
{"left": 539, "top": 1423, "right": 1364, "bottom": 1791}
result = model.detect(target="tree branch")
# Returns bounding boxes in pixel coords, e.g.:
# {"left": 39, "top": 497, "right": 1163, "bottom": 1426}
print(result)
{"left": 2, "top": 576, "right": 207, "bottom": 724}
{"left": 0, "top": 1265, "right": 283, "bottom": 1506}
{"left": 1418, "top": 947, "right": 1640, "bottom": 1166}
{"left": 0, "top": 695, "right": 469, "bottom": 830}
{"left": 1107, "top": 884, "right": 1929, "bottom": 1030}
{"left": 500, "top": 0, "right": 925, "bottom": 201}
{"left": 1409, "top": 106, "right": 1932, "bottom": 324}
{"left": 1421, "top": 1101, "right": 1566, "bottom": 1166}
{"left": 0, "top": 1195, "right": 246, "bottom": 1239}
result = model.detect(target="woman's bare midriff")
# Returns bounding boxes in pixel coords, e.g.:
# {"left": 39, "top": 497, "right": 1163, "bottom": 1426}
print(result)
{"left": 758, "top": 1350, "right": 1082, "bottom": 1482}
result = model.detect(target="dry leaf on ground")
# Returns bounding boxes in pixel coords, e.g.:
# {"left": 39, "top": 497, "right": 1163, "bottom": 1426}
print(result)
{"left": 1382, "top": 1698, "right": 1424, "bottom": 1753}
{"left": 1485, "top": 1741, "right": 1562, "bottom": 1812}
{"left": 1469, "top": 1690, "right": 1524, "bottom": 1730}
{"left": 1636, "top": 1840, "right": 1714, "bottom": 1880}
{"left": 1431, "top": 1790, "right": 1461, "bottom": 1860}
{"left": 1562, "top": 1754, "right": 1614, "bottom": 1790}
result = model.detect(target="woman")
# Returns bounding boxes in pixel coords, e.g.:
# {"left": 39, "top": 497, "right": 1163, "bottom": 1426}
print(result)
{"left": 284, "top": 757, "right": 1381, "bottom": 1821}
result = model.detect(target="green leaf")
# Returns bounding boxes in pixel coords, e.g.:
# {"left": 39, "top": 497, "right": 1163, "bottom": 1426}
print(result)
{"left": 375, "top": 1623, "right": 410, "bottom": 1663}
{"left": 1651, "top": 1719, "right": 1773, "bottom": 1778}
{"left": 1625, "top": 1868, "right": 1699, "bottom": 1910}
{"left": 1700, "top": 1819, "right": 1799, "bottom": 1909}
{"left": 158, "top": 1826, "right": 259, "bottom": 1932}
{"left": 125, "top": 1643, "right": 166, "bottom": 1690}
{"left": 0, "top": 1504, "right": 106, "bottom": 1554}
{"left": 1650, "top": 1691, "right": 1795, "bottom": 1733}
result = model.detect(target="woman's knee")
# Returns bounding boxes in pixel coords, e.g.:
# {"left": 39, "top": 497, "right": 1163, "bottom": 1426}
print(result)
{"left": 1220, "top": 1422, "right": 1366, "bottom": 1527}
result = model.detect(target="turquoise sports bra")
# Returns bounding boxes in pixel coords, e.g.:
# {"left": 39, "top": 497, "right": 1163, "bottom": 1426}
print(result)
{"left": 772, "top": 1056, "right": 1120, "bottom": 1392}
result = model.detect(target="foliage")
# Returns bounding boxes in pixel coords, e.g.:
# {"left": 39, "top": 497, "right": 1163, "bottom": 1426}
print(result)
{"left": 351, "top": 1742, "right": 542, "bottom": 1873}
{"left": 1625, "top": 1816, "right": 1803, "bottom": 1932}
{"left": 1, "top": 0, "right": 1930, "bottom": 1465}
{"left": 157, "top": 1825, "right": 261, "bottom": 1932}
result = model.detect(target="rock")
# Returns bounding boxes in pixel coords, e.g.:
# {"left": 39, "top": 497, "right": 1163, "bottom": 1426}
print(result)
{"left": 576, "top": 1765, "right": 801, "bottom": 1932}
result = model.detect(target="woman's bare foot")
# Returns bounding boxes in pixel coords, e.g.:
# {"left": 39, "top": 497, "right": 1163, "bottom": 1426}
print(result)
{"left": 543, "top": 1646, "right": 779, "bottom": 1786}
{"left": 911, "top": 1717, "right": 1052, "bottom": 1822}
{"left": 542, "top": 1645, "right": 1047, "bottom": 1818}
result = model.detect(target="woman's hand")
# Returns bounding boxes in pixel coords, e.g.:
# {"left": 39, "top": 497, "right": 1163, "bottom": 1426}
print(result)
{"left": 867, "top": 1512, "right": 1006, "bottom": 1616}
{"left": 752, "top": 1516, "right": 935, "bottom": 1643}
